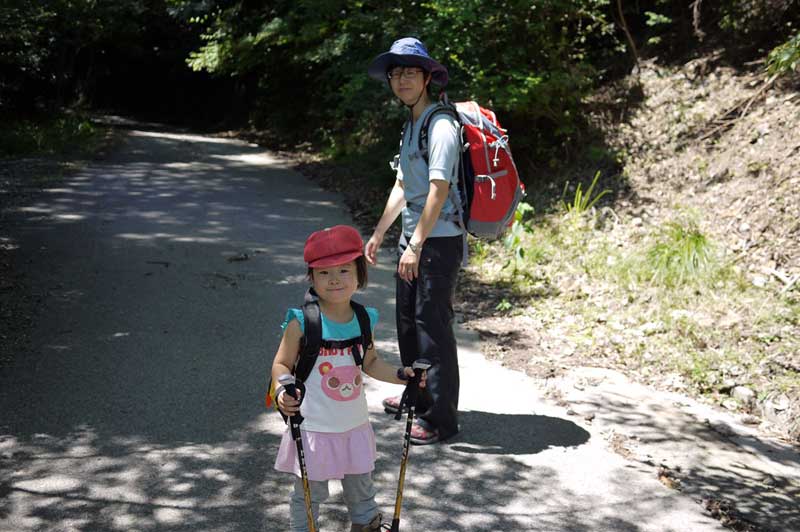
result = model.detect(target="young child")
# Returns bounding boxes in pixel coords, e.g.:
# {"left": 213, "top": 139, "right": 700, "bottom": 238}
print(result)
{"left": 271, "top": 225, "right": 424, "bottom": 532}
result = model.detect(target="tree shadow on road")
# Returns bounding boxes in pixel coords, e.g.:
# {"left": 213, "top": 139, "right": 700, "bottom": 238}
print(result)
{"left": 0, "top": 126, "right": 722, "bottom": 532}
{"left": 571, "top": 392, "right": 800, "bottom": 531}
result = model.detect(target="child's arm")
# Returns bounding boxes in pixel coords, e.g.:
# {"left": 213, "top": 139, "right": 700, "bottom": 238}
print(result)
{"left": 271, "top": 319, "right": 302, "bottom": 416}
{"left": 362, "top": 344, "right": 425, "bottom": 387}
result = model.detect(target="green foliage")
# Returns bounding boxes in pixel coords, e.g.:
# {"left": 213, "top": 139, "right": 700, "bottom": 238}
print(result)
{"left": 644, "top": 10, "right": 672, "bottom": 45}
{"left": 495, "top": 298, "right": 512, "bottom": 312}
{"left": 0, "top": 114, "right": 99, "bottom": 158}
{"left": 502, "top": 211, "right": 532, "bottom": 277}
{"left": 645, "top": 219, "right": 717, "bottom": 288}
{"left": 561, "top": 170, "right": 610, "bottom": 217}
{"left": 767, "top": 31, "right": 800, "bottom": 76}
{"left": 645, "top": 11, "right": 672, "bottom": 27}
{"left": 714, "top": 0, "right": 800, "bottom": 58}
{"left": 174, "top": 0, "right": 620, "bottom": 166}
{"left": 470, "top": 239, "right": 490, "bottom": 266}
{"left": 501, "top": 201, "right": 549, "bottom": 279}
{"left": 1, "top": 0, "right": 196, "bottom": 113}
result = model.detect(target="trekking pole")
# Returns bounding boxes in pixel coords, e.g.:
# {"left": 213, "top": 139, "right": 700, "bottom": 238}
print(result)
{"left": 278, "top": 374, "right": 316, "bottom": 532}
{"left": 390, "top": 359, "right": 432, "bottom": 532}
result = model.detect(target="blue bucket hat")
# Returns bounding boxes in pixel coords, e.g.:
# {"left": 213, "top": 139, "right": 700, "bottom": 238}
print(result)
{"left": 367, "top": 37, "right": 449, "bottom": 87}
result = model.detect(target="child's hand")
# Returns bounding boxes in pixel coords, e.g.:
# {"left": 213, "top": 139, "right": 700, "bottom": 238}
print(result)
{"left": 277, "top": 387, "right": 302, "bottom": 416}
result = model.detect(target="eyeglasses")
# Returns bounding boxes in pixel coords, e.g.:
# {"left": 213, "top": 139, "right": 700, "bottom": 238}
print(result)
{"left": 387, "top": 67, "right": 424, "bottom": 80}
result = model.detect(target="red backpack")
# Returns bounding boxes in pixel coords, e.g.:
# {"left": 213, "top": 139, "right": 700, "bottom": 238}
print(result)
{"left": 416, "top": 97, "right": 525, "bottom": 239}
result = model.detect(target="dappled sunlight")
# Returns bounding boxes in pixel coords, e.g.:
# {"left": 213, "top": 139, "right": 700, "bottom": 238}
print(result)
{"left": 114, "top": 232, "right": 230, "bottom": 244}
{"left": 1, "top": 424, "right": 281, "bottom": 531}
{"left": 282, "top": 198, "right": 337, "bottom": 208}
{"left": 163, "top": 162, "right": 225, "bottom": 172}
{"left": 547, "top": 369, "right": 800, "bottom": 528}
{"left": 365, "top": 408, "right": 697, "bottom": 531}
{"left": 41, "top": 344, "right": 71, "bottom": 353}
{"left": 129, "top": 130, "right": 250, "bottom": 146}
{"left": 210, "top": 153, "right": 279, "bottom": 165}
{"left": 1, "top": 124, "right": 733, "bottom": 531}
{"left": 52, "top": 213, "right": 87, "bottom": 221}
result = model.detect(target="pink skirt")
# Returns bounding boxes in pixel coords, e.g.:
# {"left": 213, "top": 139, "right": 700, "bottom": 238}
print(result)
{"left": 274, "top": 422, "right": 377, "bottom": 482}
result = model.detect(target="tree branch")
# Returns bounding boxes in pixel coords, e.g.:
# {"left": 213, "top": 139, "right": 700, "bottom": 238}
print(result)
{"left": 616, "top": 0, "right": 640, "bottom": 73}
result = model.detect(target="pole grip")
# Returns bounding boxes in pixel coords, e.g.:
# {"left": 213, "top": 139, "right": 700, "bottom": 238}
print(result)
{"left": 278, "top": 374, "right": 305, "bottom": 426}
{"left": 411, "top": 358, "right": 431, "bottom": 385}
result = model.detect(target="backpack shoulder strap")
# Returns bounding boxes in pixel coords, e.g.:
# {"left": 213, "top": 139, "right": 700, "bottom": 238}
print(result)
{"left": 295, "top": 288, "right": 322, "bottom": 382}
{"left": 391, "top": 119, "right": 411, "bottom": 172}
{"left": 295, "top": 290, "right": 372, "bottom": 379}
{"left": 350, "top": 300, "right": 372, "bottom": 367}
{"left": 418, "top": 102, "right": 460, "bottom": 164}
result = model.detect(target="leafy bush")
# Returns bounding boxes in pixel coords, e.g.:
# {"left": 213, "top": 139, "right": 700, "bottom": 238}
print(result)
{"left": 0, "top": 114, "right": 98, "bottom": 158}
{"left": 767, "top": 31, "right": 800, "bottom": 76}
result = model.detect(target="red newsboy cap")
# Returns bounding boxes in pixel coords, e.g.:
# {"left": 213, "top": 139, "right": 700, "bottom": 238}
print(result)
{"left": 303, "top": 225, "right": 364, "bottom": 268}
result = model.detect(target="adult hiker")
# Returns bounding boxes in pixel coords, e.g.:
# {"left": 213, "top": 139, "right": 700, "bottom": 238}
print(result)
{"left": 364, "top": 37, "right": 463, "bottom": 445}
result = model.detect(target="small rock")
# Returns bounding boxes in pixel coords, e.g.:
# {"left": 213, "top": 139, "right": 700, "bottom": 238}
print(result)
{"left": 640, "top": 321, "right": 664, "bottom": 335}
{"left": 658, "top": 466, "right": 681, "bottom": 490}
{"left": 752, "top": 275, "right": 767, "bottom": 288}
{"left": 707, "top": 167, "right": 730, "bottom": 183}
{"left": 722, "top": 399, "right": 739, "bottom": 411}
{"left": 740, "top": 414, "right": 760, "bottom": 425}
{"left": 583, "top": 412, "right": 596, "bottom": 422}
{"left": 767, "top": 394, "right": 790, "bottom": 411}
{"left": 732, "top": 385, "right": 755, "bottom": 405}
{"left": 720, "top": 379, "right": 737, "bottom": 393}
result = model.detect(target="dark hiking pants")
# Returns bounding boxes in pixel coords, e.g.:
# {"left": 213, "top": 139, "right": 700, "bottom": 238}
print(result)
{"left": 396, "top": 234, "right": 462, "bottom": 440}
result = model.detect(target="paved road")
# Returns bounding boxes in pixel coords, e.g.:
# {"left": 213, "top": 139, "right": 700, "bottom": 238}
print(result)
{"left": 0, "top": 126, "right": 738, "bottom": 531}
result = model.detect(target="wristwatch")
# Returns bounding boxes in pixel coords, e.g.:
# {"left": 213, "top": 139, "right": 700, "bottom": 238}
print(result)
{"left": 408, "top": 241, "right": 422, "bottom": 255}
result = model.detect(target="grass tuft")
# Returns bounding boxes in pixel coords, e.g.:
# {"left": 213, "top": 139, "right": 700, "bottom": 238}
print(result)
{"left": 645, "top": 219, "right": 717, "bottom": 287}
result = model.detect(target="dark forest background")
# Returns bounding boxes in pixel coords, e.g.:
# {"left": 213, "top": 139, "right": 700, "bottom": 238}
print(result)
{"left": 1, "top": 0, "right": 798, "bottom": 176}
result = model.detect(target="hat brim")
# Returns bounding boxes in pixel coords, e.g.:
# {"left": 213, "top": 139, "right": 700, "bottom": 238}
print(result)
{"left": 368, "top": 53, "right": 449, "bottom": 87}
{"left": 307, "top": 249, "right": 363, "bottom": 269}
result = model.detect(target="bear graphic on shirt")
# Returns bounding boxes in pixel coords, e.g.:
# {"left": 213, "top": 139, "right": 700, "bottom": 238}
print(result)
{"left": 318, "top": 362, "right": 362, "bottom": 401}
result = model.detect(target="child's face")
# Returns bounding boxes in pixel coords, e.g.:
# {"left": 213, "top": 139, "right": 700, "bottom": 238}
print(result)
{"left": 311, "top": 260, "right": 359, "bottom": 304}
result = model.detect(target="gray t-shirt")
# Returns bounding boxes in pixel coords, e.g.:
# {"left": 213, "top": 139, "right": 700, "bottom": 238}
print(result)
{"left": 396, "top": 103, "right": 464, "bottom": 238}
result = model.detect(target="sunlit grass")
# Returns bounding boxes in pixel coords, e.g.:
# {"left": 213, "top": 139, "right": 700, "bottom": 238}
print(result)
{"left": 644, "top": 220, "right": 717, "bottom": 287}
{"left": 468, "top": 197, "right": 799, "bottom": 413}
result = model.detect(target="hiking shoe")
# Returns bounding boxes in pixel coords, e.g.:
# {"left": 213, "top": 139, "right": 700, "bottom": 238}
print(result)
{"left": 350, "top": 513, "right": 382, "bottom": 531}
{"left": 382, "top": 395, "right": 408, "bottom": 415}
{"left": 409, "top": 421, "right": 440, "bottom": 445}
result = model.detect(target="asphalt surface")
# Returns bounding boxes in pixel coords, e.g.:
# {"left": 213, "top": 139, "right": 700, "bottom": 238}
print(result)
{"left": 0, "top": 126, "right": 795, "bottom": 531}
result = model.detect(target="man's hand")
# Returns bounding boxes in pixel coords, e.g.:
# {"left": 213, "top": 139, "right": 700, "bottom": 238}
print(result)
{"left": 397, "top": 245, "right": 419, "bottom": 282}
{"left": 365, "top": 231, "right": 384, "bottom": 265}
{"left": 398, "top": 366, "right": 427, "bottom": 388}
